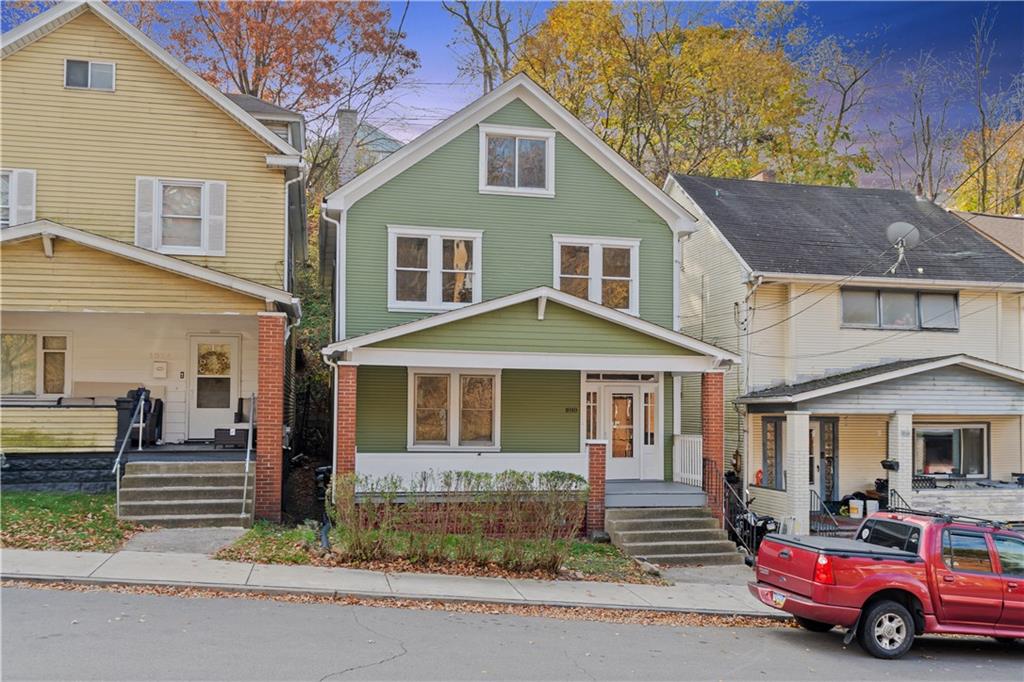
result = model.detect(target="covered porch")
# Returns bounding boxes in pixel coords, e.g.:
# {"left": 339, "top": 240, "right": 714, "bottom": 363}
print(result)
{"left": 322, "top": 287, "right": 740, "bottom": 534}
{"left": 737, "top": 355, "right": 1024, "bottom": 532}
{"left": 0, "top": 221, "right": 297, "bottom": 521}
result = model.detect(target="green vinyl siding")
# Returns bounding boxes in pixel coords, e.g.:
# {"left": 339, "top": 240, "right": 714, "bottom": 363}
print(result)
{"left": 355, "top": 366, "right": 581, "bottom": 454}
{"left": 371, "top": 300, "right": 693, "bottom": 355}
{"left": 345, "top": 98, "right": 673, "bottom": 338}
{"left": 500, "top": 370, "right": 580, "bottom": 452}
{"left": 356, "top": 365, "right": 407, "bottom": 452}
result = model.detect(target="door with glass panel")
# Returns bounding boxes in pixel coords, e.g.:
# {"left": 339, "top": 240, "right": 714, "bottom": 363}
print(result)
{"left": 188, "top": 336, "right": 239, "bottom": 440}
{"left": 601, "top": 386, "right": 642, "bottom": 480}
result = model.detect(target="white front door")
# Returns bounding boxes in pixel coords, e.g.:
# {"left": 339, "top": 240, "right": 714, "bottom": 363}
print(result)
{"left": 603, "top": 386, "right": 642, "bottom": 480}
{"left": 808, "top": 420, "right": 821, "bottom": 496}
{"left": 188, "top": 335, "right": 239, "bottom": 440}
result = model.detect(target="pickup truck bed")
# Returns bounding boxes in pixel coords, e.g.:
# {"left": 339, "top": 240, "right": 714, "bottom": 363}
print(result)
{"left": 764, "top": 535, "right": 921, "bottom": 561}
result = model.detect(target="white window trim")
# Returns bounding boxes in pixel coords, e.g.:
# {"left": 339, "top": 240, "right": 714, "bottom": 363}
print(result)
{"left": 478, "top": 123, "right": 556, "bottom": 198}
{"left": 387, "top": 225, "right": 483, "bottom": 312}
{"left": 0, "top": 331, "right": 72, "bottom": 400}
{"left": 155, "top": 178, "right": 209, "bottom": 256}
{"left": 407, "top": 368, "right": 502, "bottom": 451}
{"left": 913, "top": 422, "right": 989, "bottom": 479}
{"left": 552, "top": 234, "right": 641, "bottom": 316}
{"left": 1, "top": 168, "right": 36, "bottom": 228}
{"left": 63, "top": 58, "right": 116, "bottom": 91}
{"left": 0, "top": 170, "right": 11, "bottom": 228}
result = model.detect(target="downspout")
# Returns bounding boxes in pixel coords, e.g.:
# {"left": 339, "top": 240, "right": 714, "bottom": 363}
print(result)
{"left": 321, "top": 351, "right": 341, "bottom": 505}
{"left": 282, "top": 174, "right": 304, "bottom": 291}
{"left": 321, "top": 202, "right": 344, "bottom": 341}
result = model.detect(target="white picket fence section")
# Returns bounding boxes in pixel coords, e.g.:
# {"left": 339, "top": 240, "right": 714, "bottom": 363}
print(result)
{"left": 673, "top": 434, "right": 703, "bottom": 487}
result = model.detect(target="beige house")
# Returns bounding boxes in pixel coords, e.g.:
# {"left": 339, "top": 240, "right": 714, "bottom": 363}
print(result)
{"left": 0, "top": 1, "right": 306, "bottom": 523}
{"left": 666, "top": 174, "right": 1024, "bottom": 531}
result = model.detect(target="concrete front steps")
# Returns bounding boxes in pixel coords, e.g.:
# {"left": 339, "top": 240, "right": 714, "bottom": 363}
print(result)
{"left": 118, "top": 461, "right": 253, "bottom": 528}
{"left": 606, "top": 507, "right": 743, "bottom": 566}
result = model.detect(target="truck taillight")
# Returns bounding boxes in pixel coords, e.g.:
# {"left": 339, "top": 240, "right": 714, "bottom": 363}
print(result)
{"left": 813, "top": 554, "right": 835, "bottom": 585}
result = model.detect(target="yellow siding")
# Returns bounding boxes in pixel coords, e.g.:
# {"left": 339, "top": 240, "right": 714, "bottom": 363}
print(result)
{"left": 0, "top": 407, "right": 117, "bottom": 453}
{"left": 0, "top": 10, "right": 285, "bottom": 287}
{"left": 835, "top": 415, "right": 888, "bottom": 496}
{"left": 1, "top": 239, "right": 266, "bottom": 314}
{"left": 748, "top": 284, "right": 788, "bottom": 390}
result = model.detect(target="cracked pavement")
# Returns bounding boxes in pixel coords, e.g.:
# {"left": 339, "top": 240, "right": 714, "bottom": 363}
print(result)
{"left": 3, "top": 587, "right": 1022, "bottom": 681}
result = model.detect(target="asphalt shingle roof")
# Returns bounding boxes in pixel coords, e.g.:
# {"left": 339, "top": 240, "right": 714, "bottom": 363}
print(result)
{"left": 672, "top": 175, "right": 1024, "bottom": 284}
{"left": 225, "top": 93, "right": 301, "bottom": 118}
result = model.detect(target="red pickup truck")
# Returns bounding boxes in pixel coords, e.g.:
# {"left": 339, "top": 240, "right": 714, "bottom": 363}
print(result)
{"left": 748, "top": 510, "right": 1024, "bottom": 658}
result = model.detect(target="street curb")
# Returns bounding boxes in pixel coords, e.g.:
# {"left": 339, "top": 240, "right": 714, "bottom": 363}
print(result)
{"left": 1, "top": 573, "right": 790, "bottom": 620}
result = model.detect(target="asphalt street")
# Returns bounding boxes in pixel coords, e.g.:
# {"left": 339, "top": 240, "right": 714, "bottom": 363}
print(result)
{"left": 2, "top": 587, "right": 1021, "bottom": 681}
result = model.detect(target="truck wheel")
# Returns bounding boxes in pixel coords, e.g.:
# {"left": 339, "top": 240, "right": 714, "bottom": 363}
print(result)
{"left": 858, "top": 600, "right": 915, "bottom": 659}
{"left": 993, "top": 637, "right": 1019, "bottom": 645}
{"left": 794, "top": 617, "right": 834, "bottom": 632}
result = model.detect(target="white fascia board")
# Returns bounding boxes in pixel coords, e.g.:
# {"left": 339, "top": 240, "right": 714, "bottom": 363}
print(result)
{"left": 1, "top": 220, "right": 295, "bottom": 307}
{"left": 325, "top": 74, "right": 696, "bottom": 232}
{"left": 322, "top": 285, "right": 741, "bottom": 364}
{"left": 752, "top": 271, "right": 1024, "bottom": 291}
{"left": 739, "top": 355, "right": 1023, "bottom": 404}
{"left": 662, "top": 174, "right": 754, "bottom": 275}
{"left": 2, "top": 2, "right": 300, "bottom": 158}
{"left": 352, "top": 348, "right": 722, "bottom": 373}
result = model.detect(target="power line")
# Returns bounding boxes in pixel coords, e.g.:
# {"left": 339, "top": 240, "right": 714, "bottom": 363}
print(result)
{"left": 946, "top": 120, "right": 1024, "bottom": 199}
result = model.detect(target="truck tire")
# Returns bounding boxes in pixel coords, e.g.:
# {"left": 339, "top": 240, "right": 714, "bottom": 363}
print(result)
{"left": 993, "top": 637, "right": 1019, "bottom": 645}
{"left": 794, "top": 617, "right": 834, "bottom": 632}
{"left": 858, "top": 600, "right": 915, "bottom": 659}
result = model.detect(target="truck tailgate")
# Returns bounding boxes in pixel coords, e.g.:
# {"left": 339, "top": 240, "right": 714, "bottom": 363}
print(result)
{"left": 754, "top": 536, "right": 819, "bottom": 598}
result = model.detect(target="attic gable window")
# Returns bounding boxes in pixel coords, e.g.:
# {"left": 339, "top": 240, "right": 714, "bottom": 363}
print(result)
{"left": 478, "top": 124, "right": 555, "bottom": 197}
{"left": 64, "top": 59, "right": 115, "bottom": 91}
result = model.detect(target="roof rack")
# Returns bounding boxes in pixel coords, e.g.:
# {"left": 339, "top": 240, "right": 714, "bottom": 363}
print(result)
{"left": 886, "top": 506, "right": 1005, "bottom": 530}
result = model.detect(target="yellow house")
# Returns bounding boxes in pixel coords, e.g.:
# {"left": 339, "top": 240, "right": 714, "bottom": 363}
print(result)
{"left": 0, "top": 1, "right": 306, "bottom": 524}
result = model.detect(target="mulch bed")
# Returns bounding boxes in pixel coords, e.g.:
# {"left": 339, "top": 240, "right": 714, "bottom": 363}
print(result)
{"left": 1, "top": 580, "right": 791, "bottom": 629}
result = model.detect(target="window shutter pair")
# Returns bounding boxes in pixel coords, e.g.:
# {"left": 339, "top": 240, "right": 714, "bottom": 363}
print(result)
{"left": 134, "top": 177, "right": 226, "bottom": 255}
{"left": 8, "top": 169, "right": 36, "bottom": 225}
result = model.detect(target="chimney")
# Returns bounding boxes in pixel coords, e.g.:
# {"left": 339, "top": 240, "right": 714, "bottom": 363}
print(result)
{"left": 749, "top": 168, "right": 776, "bottom": 183}
{"left": 337, "top": 108, "right": 358, "bottom": 187}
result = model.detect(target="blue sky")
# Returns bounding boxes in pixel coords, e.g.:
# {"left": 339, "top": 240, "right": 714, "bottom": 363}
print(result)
{"left": 381, "top": 1, "right": 1024, "bottom": 141}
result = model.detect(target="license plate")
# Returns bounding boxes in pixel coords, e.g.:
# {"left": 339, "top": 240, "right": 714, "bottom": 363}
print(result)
{"left": 771, "top": 591, "right": 787, "bottom": 608}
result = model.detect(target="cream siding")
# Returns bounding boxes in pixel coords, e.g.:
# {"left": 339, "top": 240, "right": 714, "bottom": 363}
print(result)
{"left": 0, "top": 406, "right": 117, "bottom": 453}
{"left": 0, "top": 10, "right": 285, "bottom": 288}
{"left": 747, "top": 283, "right": 788, "bottom": 391}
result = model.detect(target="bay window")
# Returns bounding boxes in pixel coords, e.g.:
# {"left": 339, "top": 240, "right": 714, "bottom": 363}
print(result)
{"left": 553, "top": 235, "right": 640, "bottom": 315}
{"left": 840, "top": 288, "right": 958, "bottom": 330}
{"left": 1, "top": 332, "right": 69, "bottom": 398}
{"left": 478, "top": 124, "right": 555, "bottom": 197}
{"left": 388, "top": 226, "right": 482, "bottom": 311}
{"left": 409, "top": 370, "right": 500, "bottom": 450}
{"left": 914, "top": 423, "right": 987, "bottom": 477}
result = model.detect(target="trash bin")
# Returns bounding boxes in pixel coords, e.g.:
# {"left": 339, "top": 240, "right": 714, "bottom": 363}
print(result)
{"left": 115, "top": 388, "right": 149, "bottom": 448}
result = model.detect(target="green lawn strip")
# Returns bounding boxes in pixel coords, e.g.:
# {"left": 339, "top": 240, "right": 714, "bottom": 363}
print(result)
{"left": 0, "top": 492, "right": 142, "bottom": 552}
{"left": 215, "top": 523, "right": 657, "bottom": 583}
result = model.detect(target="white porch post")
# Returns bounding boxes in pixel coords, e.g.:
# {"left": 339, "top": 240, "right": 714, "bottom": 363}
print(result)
{"left": 888, "top": 411, "right": 914, "bottom": 507}
{"left": 784, "top": 411, "right": 810, "bottom": 534}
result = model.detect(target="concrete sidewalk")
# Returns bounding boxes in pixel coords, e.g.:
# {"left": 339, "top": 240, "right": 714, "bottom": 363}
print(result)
{"left": 0, "top": 548, "right": 780, "bottom": 617}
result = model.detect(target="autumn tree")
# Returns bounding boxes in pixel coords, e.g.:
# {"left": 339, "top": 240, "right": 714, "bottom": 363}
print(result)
{"left": 442, "top": 0, "right": 537, "bottom": 94}
{"left": 169, "top": 1, "right": 419, "bottom": 194}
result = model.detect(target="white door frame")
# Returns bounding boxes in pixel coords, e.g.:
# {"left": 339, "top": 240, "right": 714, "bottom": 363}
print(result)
{"left": 580, "top": 372, "right": 664, "bottom": 480}
{"left": 809, "top": 419, "right": 821, "bottom": 495}
{"left": 186, "top": 334, "right": 241, "bottom": 440}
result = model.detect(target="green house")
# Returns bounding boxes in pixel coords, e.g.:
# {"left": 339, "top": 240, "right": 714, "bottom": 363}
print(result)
{"left": 320, "top": 75, "right": 739, "bottom": 533}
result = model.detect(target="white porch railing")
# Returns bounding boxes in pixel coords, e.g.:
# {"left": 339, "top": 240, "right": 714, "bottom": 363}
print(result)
{"left": 673, "top": 434, "right": 703, "bottom": 487}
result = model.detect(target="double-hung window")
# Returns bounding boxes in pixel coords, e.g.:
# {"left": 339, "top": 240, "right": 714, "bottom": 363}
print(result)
{"left": 135, "top": 177, "right": 227, "bottom": 256}
{"left": 1, "top": 333, "right": 69, "bottom": 398}
{"left": 64, "top": 59, "right": 115, "bottom": 91}
{"left": 478, "top": 124, "right": 555, "bottom": 197}
{"left": 840, "top": 288, "right": 959, "bottom": 330}
{"left": 914, "top": 423, "right": 987, "bottom": 478}
{"left": 552, "top": 235, "right": 640, "bottom": 314}
{"left": 0, "top": 169, "right": 37, "bottom": 228}
{"left": 388, "top": 226, "right": 482, "bottom": 311}
{"left": 409, "top": 370, "right": 500, "bottom": 450}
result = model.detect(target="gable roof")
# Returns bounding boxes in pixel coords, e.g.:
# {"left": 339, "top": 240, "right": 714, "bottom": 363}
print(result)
{"left": 736, "top": 354, "right": 1023, "bottom": 403}
{"left": 1, "top": 220, "right": 298, "bottom": 315}
{"left": 325, "top": 74, "right": 696, "bottom": 233}
{"left": 1, "top": 1, "right": 301, "bottom": 159}
{"left": 670, "top": 174, "right": 1024, "bottom": 285}
{"left": 322, "top": 286, "right": 739, "bottom": 364}
{"left": 225, "top": 93, "right": 302, "bottom": 120}
{"left": 954, "top": 210, "right": 1024, "bottom": 261}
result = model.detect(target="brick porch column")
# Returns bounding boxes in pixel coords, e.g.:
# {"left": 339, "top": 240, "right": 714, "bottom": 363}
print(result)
{"left": 255, "top": 312, "right": 287, "bottom": 522}
{"left": 335, "top": 363, "right": 358, "bottom": 476}
{"left": 586, "top": 440, "right": 607, "bottom": 536}
{"left": 701, "top": 371, "right": 725, "bottom": 524}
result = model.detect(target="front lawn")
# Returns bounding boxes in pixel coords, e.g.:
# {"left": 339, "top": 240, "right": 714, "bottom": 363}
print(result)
{"left": 0, "top": 492, "right": 142, "bottom": 552}
{"left": 215, "top": 521, "right": 662, "bottom": 584}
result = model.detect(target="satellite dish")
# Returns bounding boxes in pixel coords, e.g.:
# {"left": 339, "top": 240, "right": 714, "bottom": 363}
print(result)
{"left": 885, "top": 222, "right": 919, "bottom": 275}
{"left": 886, "top": 222, "right": 920, "bottom": 249}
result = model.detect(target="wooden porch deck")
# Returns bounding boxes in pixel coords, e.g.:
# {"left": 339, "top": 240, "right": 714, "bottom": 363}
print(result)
{"left": 605, "top": 479, "right": 707, "bottom": 508}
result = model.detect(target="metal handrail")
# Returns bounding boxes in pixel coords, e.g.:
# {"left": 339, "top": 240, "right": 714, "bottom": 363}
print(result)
{"left": 240, "top": 393, "right": 256, "bottom": 518}
{"left": 888, "top": 488, "right": 910, "bottom": 510}
{"left": 810, "top": 489, "right": 841, "bottom": 534}
{"left": 112, "top": 393, "right": 146, "bottom": 514}
{"left": 723, "top": 479, "right": 754, "bottom": 556}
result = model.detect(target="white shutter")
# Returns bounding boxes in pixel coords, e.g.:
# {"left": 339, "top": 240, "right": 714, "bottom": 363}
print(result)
{"left": 134, "top": 177, "right": 157, "bottom": 249}
{"left": 11, "top": 169, "right": 36, "bottom": 225}
{"left": 205, "top": 180, "right": 227, "bottom": 256}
